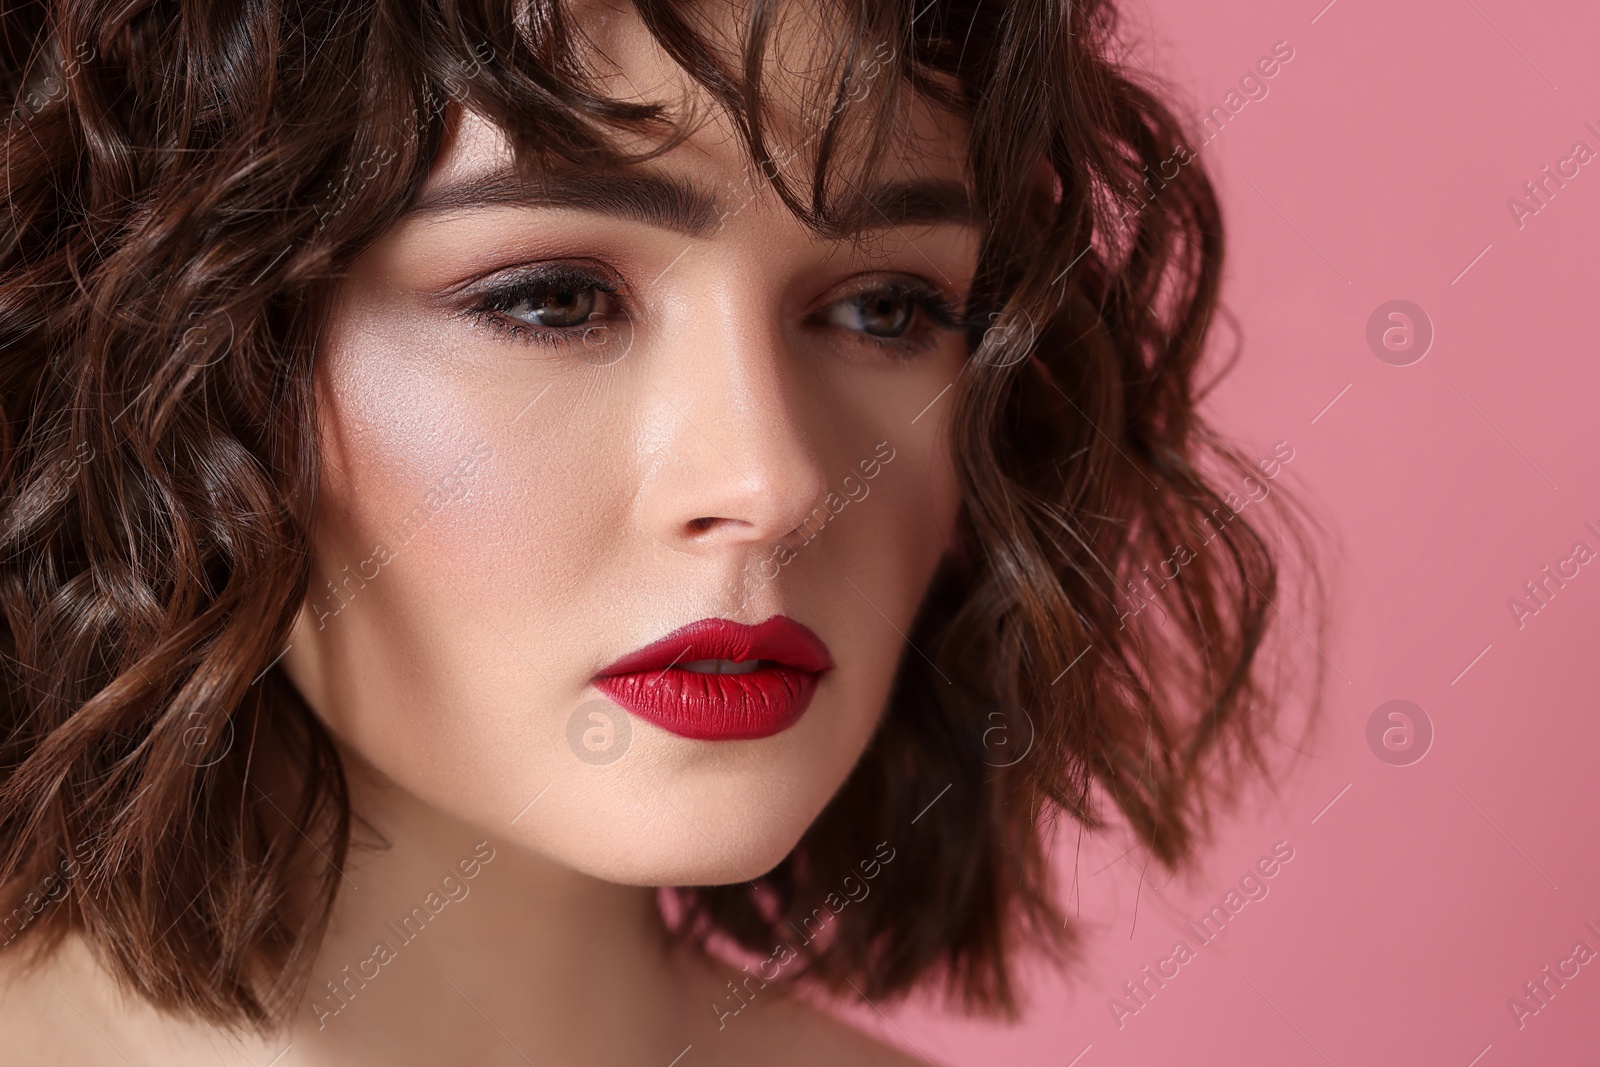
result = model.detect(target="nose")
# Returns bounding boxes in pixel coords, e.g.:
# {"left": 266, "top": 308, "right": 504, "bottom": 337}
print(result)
{"left": 637, "top": 296, "right": 830, "bottom": 555}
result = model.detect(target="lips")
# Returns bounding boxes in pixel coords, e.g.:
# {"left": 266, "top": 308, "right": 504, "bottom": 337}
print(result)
{"left": 592, "top": 616, "right": 834, "bottom": 741}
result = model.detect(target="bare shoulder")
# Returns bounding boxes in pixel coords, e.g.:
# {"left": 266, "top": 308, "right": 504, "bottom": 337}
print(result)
{"left": 0, "top": 933, "right": 252, "bottom": 1067}
{"left": 0, "top": 933, "right": 126, "bottom": 1066}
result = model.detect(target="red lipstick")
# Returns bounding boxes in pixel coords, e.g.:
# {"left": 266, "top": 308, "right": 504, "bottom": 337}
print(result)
{"left": 593, "top": 616, "right": 833, "bottom": 741}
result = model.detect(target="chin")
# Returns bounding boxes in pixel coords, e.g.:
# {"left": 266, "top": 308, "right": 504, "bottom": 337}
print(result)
{"left": 563, "top": 829, "right": 807, "bottom": 888}
{"left": 502, "top": 708, "right": 873, "bottom": 887}
{"left": 509, "top": 772, "right": 828, "bottom": 887}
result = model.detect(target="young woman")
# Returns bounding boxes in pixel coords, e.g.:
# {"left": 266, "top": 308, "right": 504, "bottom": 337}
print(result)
{"left": 0, "top": 1, "right": 1299, "bottom": 1063}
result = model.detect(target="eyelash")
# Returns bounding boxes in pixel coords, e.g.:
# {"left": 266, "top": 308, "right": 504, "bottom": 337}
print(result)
{"left": 463, "top": 265, "right": 623, "bottom": 350}
{"left": 461, "top": 264, "right": 967, "bottom": 356}
{"left": 833, "top": 281, "right": 966, "bottom": 356}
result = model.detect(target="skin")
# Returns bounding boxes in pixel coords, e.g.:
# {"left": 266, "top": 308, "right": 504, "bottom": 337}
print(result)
{"left": 0, "top": 3, "right": 977, "bottom": 1064}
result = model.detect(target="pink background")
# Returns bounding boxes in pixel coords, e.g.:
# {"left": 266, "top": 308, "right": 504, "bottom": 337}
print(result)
{"left": 850, "top": 0, "right": 1600, "bottom": 1063}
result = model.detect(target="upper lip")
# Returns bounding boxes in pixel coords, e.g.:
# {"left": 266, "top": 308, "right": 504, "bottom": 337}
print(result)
{"left": 595, "top": 616, "right": 834, "bottom": 677}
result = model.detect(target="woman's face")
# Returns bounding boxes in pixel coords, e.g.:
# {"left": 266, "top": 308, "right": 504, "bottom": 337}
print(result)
{"left": 281, "top": 6, "right": 978, "bottom": 884}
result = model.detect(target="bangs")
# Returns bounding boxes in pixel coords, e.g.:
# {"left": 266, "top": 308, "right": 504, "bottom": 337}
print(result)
{"left": 408, "top": 0, "right": 975, "bottom": 239}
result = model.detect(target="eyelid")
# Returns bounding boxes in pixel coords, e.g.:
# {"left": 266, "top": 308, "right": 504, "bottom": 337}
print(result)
{"left": 824, "top": 273, "right": 958, "bottom": 305}
{"left": 815, "top": 275, "right": 968, "bottom": 331}
{"left": 457, "top": 261, "right": 629, "bottom": 350}
{"left": 461, "top": 260, "right": 625, "bottom": 306}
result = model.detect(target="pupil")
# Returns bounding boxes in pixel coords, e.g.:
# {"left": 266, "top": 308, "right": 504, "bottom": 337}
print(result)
{"left": 860, "top": 294, "right": 912, "bottom": 337}
{"left": 530, "top": 285, "right": 594, "bottom": 328}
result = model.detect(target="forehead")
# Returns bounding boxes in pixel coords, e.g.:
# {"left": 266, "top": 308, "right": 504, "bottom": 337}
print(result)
{"left": 421, "top": 0, "right": 972, "bottom": 228}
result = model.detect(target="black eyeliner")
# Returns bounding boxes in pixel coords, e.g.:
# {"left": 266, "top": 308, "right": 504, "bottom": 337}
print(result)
{"left": 471, "top": 264, "right": 619, "bottom": 316}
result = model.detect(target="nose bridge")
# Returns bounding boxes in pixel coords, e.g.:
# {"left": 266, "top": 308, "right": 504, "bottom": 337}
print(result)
{"left": 642, "top": 281, "right": 829, "bottom": 548}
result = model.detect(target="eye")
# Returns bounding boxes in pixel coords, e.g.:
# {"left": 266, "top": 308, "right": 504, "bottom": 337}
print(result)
{"left": 508, "top": 280, "right": 598, "bottom": 328}
{"left": 829, "top": 290, "right": 916, "bottom": 338}
{"left": 819, "top": 280, "right": 964, "bottom": 349}
{"left": 462, "top": 264, "right": 625, "bottom": 351}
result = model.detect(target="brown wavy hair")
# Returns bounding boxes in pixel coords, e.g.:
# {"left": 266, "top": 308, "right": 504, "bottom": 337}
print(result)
{"left": 0, "top": 0, "right": 1315, "bottom": 1033}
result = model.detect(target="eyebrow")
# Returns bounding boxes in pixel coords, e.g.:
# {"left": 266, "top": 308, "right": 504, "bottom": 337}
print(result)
{"left": 845, "top": 177, "right": 977, "bottom": 232}
{"left": 404, "top": 166, "right": 977, "bottom": 237}
{"left": 407, "top": 168, "right": 723, "bottom": 236}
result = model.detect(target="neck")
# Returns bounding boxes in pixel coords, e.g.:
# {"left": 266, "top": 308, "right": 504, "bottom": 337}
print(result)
{"left": 286, "top": 760, "right": 702, "bottom": 1066}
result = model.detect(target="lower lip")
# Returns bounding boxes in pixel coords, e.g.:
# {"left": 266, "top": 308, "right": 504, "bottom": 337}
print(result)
{"left": 593, "top": 665, "right": 822, "bottom": 741}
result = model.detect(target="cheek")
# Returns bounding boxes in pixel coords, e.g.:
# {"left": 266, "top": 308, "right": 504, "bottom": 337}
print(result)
{"left": 860, "top": 436, "right": 959, "bottom": 577}
{"left": 287, "top": 303, "right": 631, "bottom": 793}
{"left": 796, "top": 396, "right": 962, "bottom": 706}
{"left": 311, "top": 290, "right": 646, "bottom": 609}
{"left": 869, "top": 374, "right": 964, "bottom": 568}
{"left": 312, "top": 310, "right": 613, "bottom": 571}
